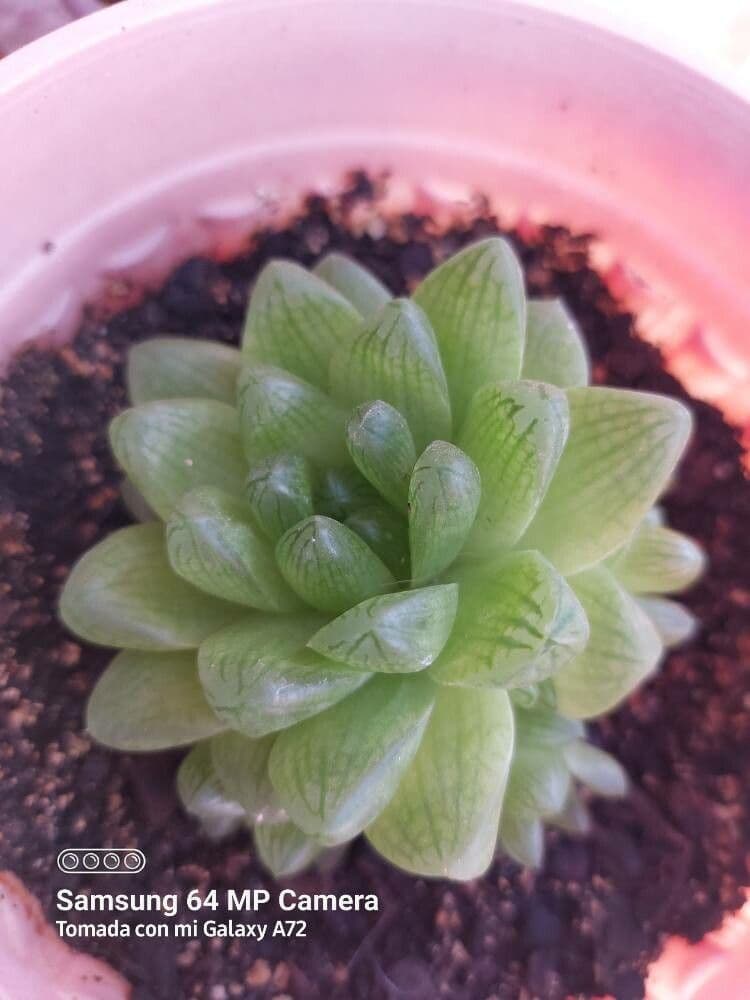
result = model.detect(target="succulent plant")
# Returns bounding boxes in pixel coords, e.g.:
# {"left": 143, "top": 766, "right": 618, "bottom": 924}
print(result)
{"left": 60, "top": 239, "right": 705, "bottom": 879}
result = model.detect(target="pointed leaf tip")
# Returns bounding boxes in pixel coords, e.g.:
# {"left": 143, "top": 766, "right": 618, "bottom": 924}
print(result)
{"left": 308, "top": 584, "right": 458, "bottom": 673}
{"left": 60, "top": 523, "right": 239, "bottom": 651}
{"left": 523, "top": 387, "right": 692, "bottom": 574}
{"left": 459, "top": 379, "right": 569, "bottom": 551}
{"left": 166, "top": 486, "right": 299, "bottom": 611}
{"left": 414, "top": 237, "right": 526, "bottom": 426}
{"left": 408, "top": 441, "right": 481, "bottom": 583}
{"left": 313, "top": 252, "right": 391, "bottom": 319}
{"left": 367, "top": 687, "right": 514, "bottom": 879}
{"left": 127, "top": 337, "right": 243, "bottom": 405}
{"left": 245, "top": 452, "right": 315, "bottom": 544}
{"left": 276, "top": 515, "right": 395, "bottom": 615}
{"left": 522, "top": 300, "right": 589, "bottom": 388}
{"left": 87, "top": 650, "right": 225, "bottom": 751}
{"left": 330, "top": 297, "right": 451, "bottom": 452}
{"left": 346, "top": 400, "right": 417, "bottom": 511}
{"left": 237, "top": 363, "right": 348, "bottom": 467}
{"left": 242, "top": 259, "right": 361, "bottom": 389}
{"left": 269, "top": 674, "right": 435, "bottom": 844}
{"left": 432, "top": 550, "right": 588, "bottom": 689}
{"left": 109, "top": 399, "right": 245, "bottom": 521}
{"left": 554, "top": 566, "right": 662, "bottom": 719}
{"left": 198, "top": 615, "right": 369, "bottom": 737}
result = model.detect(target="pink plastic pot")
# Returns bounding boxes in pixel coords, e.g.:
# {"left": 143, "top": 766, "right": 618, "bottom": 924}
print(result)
{"left": 0, "top": 1, "right": 748, "bottom": 996}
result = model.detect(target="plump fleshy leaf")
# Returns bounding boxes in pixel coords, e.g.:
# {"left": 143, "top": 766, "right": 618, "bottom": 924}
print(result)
{"left": 513, "top": 704, "right": 585, "bottom": 747}
{"left": 554, "top": 566, "right": 662, "bottom": 719}
{"left": 346, "top": 400, "right": 417, "bottom": 510}
{"left": 367, "top": 687, "right": 514, "bottom": 879}
{"left": 177, "top": 743, "right": 245, "bottom": 839}
{"left": 87, "top": 650, "right": 225, "bottom": 751}
{"left": 110, "top": 400, "right": 245, "bottom": 520}
{"left": 245, "top": 453, "right": 315, "bottom": 544}
{"left": 607, "top": 522, "right": 705, "bottom": 594}
{"left": 237, "top": 363, "right": 347, "bottom": 466}
{"left": 314, "top": 467, "right": 379, "bottom": 519}
{"left": 503, "top": 747, "right": 571, "bottom": 821}
{"left": 413, "top": 237, "right": 526, "bottom": 427}
{"left": 127, "top": 337, "right": 243, "bottom": 405}
{"left": 276, "top": 516, "right": 395, "bottom": 614}
{"left": 431, "top": 551, "right": 589, "bottom": 689}
{"left": 563, "top": 741, "right": 628, "bottom": 797}
{"left": 254, "top": 820, "right": 321, "bottom": 877}
{"left": 522, "top": 300, "right": 589, "bottom": 388}
{"left": 498, "top": 812, "right": 544, "bottom": 868}
{"left": 198, "top": 616, "right": 369, "bottom": 737}
{"left": 637, "top": 596, "right": 697, "bottom": 647}
{"left": 242, "top": 260, "right": 360, "bottom": 388}
{"left": 60, "top": 523, "right": 239, "bottom": 650}
{"left": 167, "top": 487, "right": 299, "bottom": 611}
{"left": 329, "top": 298, "right": 451, "bottom": 452}
{"left": 523, "top": 387, "right": 692, "bottom": 573}
{"left": 458, "top": 380, "right": 569, "bottom": 551}
{"left": 314, "top": 252, "right": 391, "bottom": 319}
{"left": 345, "top": 505, "right": 410, "bottom": 580}
{"left": 269, "top": 675, "right": 435, "bottom": 844}
{"left": 209, "top": 732, "right": 286, "bottom": 823}
{"left": 120, "top": 478, "right": 157, "bottom": 523}
{"left": 408, "top": 441, "right": 481, "bottom": 583}
{"left": 308, "top": 585, "right": 458, "bottom": 673}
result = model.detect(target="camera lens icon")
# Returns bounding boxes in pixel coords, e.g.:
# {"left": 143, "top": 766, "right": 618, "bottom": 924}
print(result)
{"left": 56, "top": 848, "right": 146, "bottom": 875}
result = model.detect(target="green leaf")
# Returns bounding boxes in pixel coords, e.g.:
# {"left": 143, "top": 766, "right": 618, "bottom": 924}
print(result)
{"left": 242, "top": 259, "right": 360, "bottom": 389}
{"left": 329, "top": 298, "right": 451, "bottom": 452}
{"left": 245, "top": 453, "right": 315, "bottom": 544}
{"left": 127, "top": 337, "right": 243, "bottom": 405}
{"left": 120, "top": 477, "right": 157, "bottom": 523}
{"left": 458, "top": 380, "right": 569, "bottom": 551}
{"left": 548, "top": 787, "right": 591, "bottom": 835}
{"left": 346, "top": 400, "right": 417, "bottom": 511}
{"left": 87, "top": 650, "right": 225, "bottom": 751}
{"left": 554, "top": 566, "right": 662, "bottom": 719}
{"left": 209, "top": 732, "right": 286, "bottom": 823}
{"left": 308, "top": 585, "right": 458, "bottom": 673}
{"left": 563, "top": 741, "right": 628, "bottom": 797}
{"left": 503, "top": 746, "right": 571, "bottom": 820}
{"left": 177, "top": 743, "right": 245, "bottom": 840}
{"left": 313, "top": 252, "right": 391, "bottom": 319}
{"left": 522, "top": 387, "right": 692, "bottom": 573}
{"left": 269, "top": 675, "right": 435, "bottom": 844}
{"left": 276, "top": 515, "right": 395, "bottom": 614}
{"left": 408, "top": 441, "right": 481, "bottom": 583}
{"left": 237, "top": 363, "right": 347, "bottom": 466}
{"left": 431, "top": 551, "right": 589, "bottom": 689}
{"left": 314, "top": 466, "right": 379, "bottom": 520}
{"left": 413, "top": 237, "right": 526, "bottom": 427}
{"left": 607, "top": 522, "right": 705, "bottom": 594}
{"left": 60, "top": 523, "right": 239, "bottom": 650}
{"left": 366, "top": 687, "right": 514, "bottom": 879}
{"left": 198, "top": 615, "right": 369, "bottom": 737}
{"left": 498, "top": 812, "right": 544, "bottom": 868}
{"left": 637, "top": 596, "right": 697, "bottom": 647}
{"left": 345, "top": 505, "right": 410, "bottom": 580}
{"left": 522, "top": 300, "right": 589, "bottom": 388}
{"left": 513, "top": 704, "right": 585, "bottom": 747}
{"left": 109, "top": 399, "right": 245, "bottom": 520}
{"left": 166, "top": 487, "right": 299, "bottom": 611}
{"left": 254, "top": 820, "right": 321, "bottom": 878}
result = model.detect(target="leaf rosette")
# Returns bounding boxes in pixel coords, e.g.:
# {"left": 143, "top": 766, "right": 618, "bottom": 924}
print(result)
{"left": 60, "top": 240, "right": 703, "bottom": 879}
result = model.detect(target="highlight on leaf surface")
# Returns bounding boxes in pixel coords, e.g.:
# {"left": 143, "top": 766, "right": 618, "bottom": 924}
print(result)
{"left": 59, "top": 237, "right": 705, "bottom": 882}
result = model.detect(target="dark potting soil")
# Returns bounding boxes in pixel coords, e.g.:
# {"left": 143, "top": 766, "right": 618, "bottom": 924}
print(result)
{"left": 0, "top": 174, "right": 748, "bottom": 1000}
